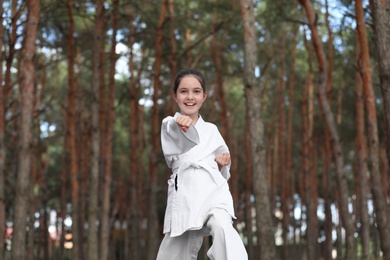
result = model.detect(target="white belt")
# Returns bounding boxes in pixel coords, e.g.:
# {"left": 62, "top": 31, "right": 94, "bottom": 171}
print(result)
{"left": 169, "top": 159, "right": 221, "bottom": 190}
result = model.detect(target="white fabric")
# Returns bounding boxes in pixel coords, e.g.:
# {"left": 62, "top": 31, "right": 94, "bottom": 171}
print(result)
{"left": 206, "top": 209, "right": 248, "bottom": 260}
{"left": 156, "top": 208, "right": 248, "bottom": 260}
{"left": 160, "top": 113, "right": 235, "bottom": 237}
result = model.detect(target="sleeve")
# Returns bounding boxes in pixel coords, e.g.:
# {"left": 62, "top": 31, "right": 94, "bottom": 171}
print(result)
{"left": 220, "top": 163, "right": 231, "bottom": 181}
{"left": 212, "top": 126, "right": 231, "bottom": 181}
{"left": 160, "top": 116, "right": 200, "bottom": 158}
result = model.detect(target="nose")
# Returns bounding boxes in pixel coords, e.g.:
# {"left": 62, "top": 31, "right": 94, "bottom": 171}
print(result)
{"left": 187, "top": 91, "right": 194, "bottom": 99}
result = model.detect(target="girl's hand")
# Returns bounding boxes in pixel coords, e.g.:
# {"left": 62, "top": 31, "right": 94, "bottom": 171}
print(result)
{"left": 215, "top": 152, "right": 230, "bottom": 170}
{"left": 176, "top": 115, "right": 193, "bottom": 132}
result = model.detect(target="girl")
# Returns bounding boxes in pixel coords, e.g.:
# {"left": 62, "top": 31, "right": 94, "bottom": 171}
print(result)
{"left": 157, "top": 69, "right": 248, "bottom": 260}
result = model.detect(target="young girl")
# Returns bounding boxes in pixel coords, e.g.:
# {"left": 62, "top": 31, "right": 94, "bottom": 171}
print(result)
{"left": 157, "top": 69, "right": 248, "bottom": 260}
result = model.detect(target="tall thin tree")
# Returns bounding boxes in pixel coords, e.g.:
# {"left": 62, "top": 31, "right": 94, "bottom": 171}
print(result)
{"left": 11, "top": 0, "right": 39, "bottom": 258}
{"left": 167, "top": 0, "right": 178, "bottom": 116}
{"left": 302, "top": 29, "right": 318, "bottom": 259}
{"left": 88, "top": 0, "right": 104, "bottom": 259}
{"left": 298, "top": 0, "right": 356, "bottom": 258}
{"left": 127, "top": 11, "right": 143, "bottom": 260}
{"left": 0, "top": 1, "right": 5, "bottom": 259}
{"left": 354, "top": 38, "right": 370, "bottom": 258}
{"left": 100, "top": 0, "right": 119, "bottom": 258}
{"left": 66, "top": 1, "right": 81, "bottom": 259}
{"left": 370, "top": 0, "right": 390, "bottom": 165}
{"left": 148, "top": 1, "right": 167, "bottom": 259}
{"left": 355, "top": 0, "right": 390, "bottom": 257}
{"left": 239, "top": 0, "right": 276, "bottom": 259}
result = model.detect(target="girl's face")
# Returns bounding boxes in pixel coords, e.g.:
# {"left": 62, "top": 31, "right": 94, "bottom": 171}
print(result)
{"left": 174, "top": 75, "right": 207, "bottom": 120}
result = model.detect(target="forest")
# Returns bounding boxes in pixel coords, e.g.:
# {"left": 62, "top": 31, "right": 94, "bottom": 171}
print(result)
{"left": 1, "top": 0, "right": 390, "bottom": 259}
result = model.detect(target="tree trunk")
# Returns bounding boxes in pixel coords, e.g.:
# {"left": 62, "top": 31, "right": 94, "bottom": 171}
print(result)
{"left": 322, "top": 139, "right": 333, "bottom": 260}
{"left": 302, "top": 28, "right": 318, "bottom": 260}
{"left": 301, "top": 59, "right": 316, "bottom": 260}
{"left": 76, "top": 47, "right": 88, "bottom": 260}
{"left": 309, "top": 137, "right": 319, "bottom": 259}
{"left": 275, "top": 41, "right": 288, "bottom": 258}
{"left": 239, "top": 0, "right": 276, "bottom": 259}
{"left": 324, "top": 3, "right": 336, "bottom": 257}
{"left": 27, "top": 159, "right": 35, "bottom": 260}
{"left": 66, "top": 1, "right": 82, "bottom": 259}
{"left": 0, "top": 1, "right": 5, "bottom": 258}
{"left": 59, "top": 108, "right": 68, "bottom": 259}
{"left": 244, "top": 109, "right": 254, "bottom": 259}
{"left": 36, "top": 69, "right": 49, "bottom": 260}
{"left": 88, "top": 1, "right": 104, "bottom": 259}
{"left": 325, "top": 0, "right": 334, "bottom": 97}
{"left": 127, "top": 12, "right": 143, "bottom": 259}
{"left": 11, "top": 0, "right": 39, "bottom": 259}
{"left": 355, "top": 0, "right": 390, "bottom": 257}
{"left": 100, "top": 0, "right": 118, "bottom": 259}
{"left": 4, "top": 0, "right": 20, "bottom": 98}
{"left": 299, "top": 0, "right": 356, "bottom": 258}
{"left": 284, "top": 24, "right": 298, "bottom": 258}
{"left": 147, "top": 1, "right": 167, "bottom": 259}
{"left": 271, "top": 120, "right": 278, "bottom": 207}
{"left": 354, "top": 33, "right": 370, "bottom": 260}
{"left": 370, "top": 0, "right": 390, "bottom": 166}
{"left": 167, "top": 0, "right": 177, "bottom": 116}
{"left": 379, "top": 147, "right": 389, "bottom": 198}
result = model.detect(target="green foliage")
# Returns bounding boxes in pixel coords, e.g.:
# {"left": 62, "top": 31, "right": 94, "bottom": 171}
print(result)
{"left": 3, "top": 0, "right": 387, "bottom": 256}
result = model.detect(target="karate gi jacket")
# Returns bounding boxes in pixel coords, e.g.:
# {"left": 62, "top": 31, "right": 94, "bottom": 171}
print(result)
{"left": 161, "top": 113, "right": 235, "bottom": 237}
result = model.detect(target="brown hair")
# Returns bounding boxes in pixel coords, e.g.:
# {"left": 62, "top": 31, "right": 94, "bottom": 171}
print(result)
{"left": 173, "top": 68, "right": 206, "bottom": 93}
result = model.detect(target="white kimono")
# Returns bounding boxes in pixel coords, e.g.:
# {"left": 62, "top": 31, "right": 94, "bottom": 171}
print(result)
{"left": 161, "top": 113, "right": 235, "bottom": 237}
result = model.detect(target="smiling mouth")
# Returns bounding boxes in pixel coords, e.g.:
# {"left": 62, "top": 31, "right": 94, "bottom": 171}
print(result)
{"left": 184, "top": 103, "right": 196, "bottom": 106}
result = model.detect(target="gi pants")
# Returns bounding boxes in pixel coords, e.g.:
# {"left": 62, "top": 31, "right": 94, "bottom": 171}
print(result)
{"left": 156, "top": 208, "right": 248, "bottom": 260}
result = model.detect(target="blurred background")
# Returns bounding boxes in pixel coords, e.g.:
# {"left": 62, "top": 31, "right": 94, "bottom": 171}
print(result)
{"left": 1, "top": 0, "right": 390, "bottom": 259}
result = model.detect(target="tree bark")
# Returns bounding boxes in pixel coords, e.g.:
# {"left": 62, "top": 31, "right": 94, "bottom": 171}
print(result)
{"left": 4, "top": 0, "right": 22, "bottom": 98}
{"left": 322, "top": 139, "right": 333, "bottom": 260}
{"left": 275, "top": 40, "right": 288, "bottom": 258}
{"left": 127, "top": 12, "right": 143, "bottom": 260}
{"left": 284, "top": 25, "right": 298, "bottom": 257}
{"left": 299, "top": 0, "right": 356, "bottom": 258}
{"left": 302, "top": 27, "right": 319, "bottom": 260}
{"left": 11, "top": 0, "right": 39, "bottom": 259}
{"left": 59, "top": 109, "right": 68, "bottom": 259}
{"left": 244, "top": 110, "right": 254, "bottom": 259}
{"left": 379, "top": 147, "right": 389, "bottom": 198}
{"left": 370, "top": 0, "right": 390, "bottom": 166}
{"left": 324, "top": 2, "right": 336, "bottom": 257}
{"left": 355, "top": 0, "right": 390, "bottom": 257}
{"left": 354, "top": 33, "right": 370, "bottom": 260}
{"left": 66, "top": 1, "right": 82, "bottom": 259}
{"left": 210, "top": 20, "right": 230, "bottom": 143}
{"left": 0, "top": 1, "right": 5, "bottom": 259}
{"left": 167, "top": 0, "right": 177, "bottom": 116}
{"left": 88, "top": 1, "right": 104, "bottom": 259}
{"left": 27, "top": 161, "right": 36, "bottom": 260}
{"left": 239, "top": 0, "right": 276, "bottom": 259}
{"left": 100, "top": 0, "right": 119, "bottom": 259}
{"left": 147, "top": 1, "right": 167, "bottom": 259}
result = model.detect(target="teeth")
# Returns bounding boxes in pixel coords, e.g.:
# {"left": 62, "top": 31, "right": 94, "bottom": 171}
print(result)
{"left": 185, "top": 103, "right": 195, "bottom": 106}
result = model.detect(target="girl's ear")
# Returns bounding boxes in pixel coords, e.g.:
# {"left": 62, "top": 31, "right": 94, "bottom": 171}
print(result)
{"left": 203, "top": 92, "right": 208, "bottom": 101}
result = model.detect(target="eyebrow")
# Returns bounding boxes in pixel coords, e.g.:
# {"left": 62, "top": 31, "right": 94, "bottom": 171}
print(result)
{"left": 178, "top": 87, "right": 202, "bottom": 90}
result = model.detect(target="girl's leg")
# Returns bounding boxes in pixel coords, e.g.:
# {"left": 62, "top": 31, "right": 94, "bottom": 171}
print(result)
{"left": 206, "top": 208, "right": 248, "bottom": 260}
{"left": 156, "top": 230, "right": 204, "bottom": 260}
